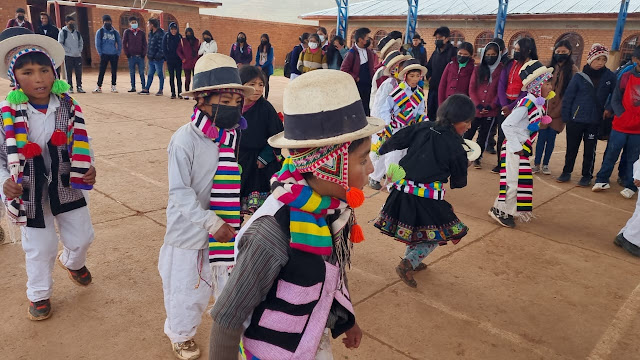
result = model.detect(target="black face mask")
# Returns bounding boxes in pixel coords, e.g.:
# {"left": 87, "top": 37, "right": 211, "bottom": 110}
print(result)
{"left": 261, "top": 40, "right": 268, "bottom": 45}
{"left": 17, "top": 15, "right": 25, "bottom": 21}
{"left": 553, "top": 53, "right": 570, "bottom": 63}
{"left": 457, "top": 55, "right": 470, "bottom": 64}
{"left": 364, "top": 40, "right": 371, "bottom": 48}
{"left": 211, "top": 104, "right": 242, "bottom": 130}
{"left": 238, "top": 37, "right": 245, "bottom": 43}
{"left": 435, "top": 39, "right": 444, "bottom": 48}
{"left": 186, "top": 34, "right": 195, "bottom": 40}
{"left": 104, "top": 23, "right": 112, "bottom": 30}
{"left": 484, "top": 55, "right": 498, "bottom": 66}
{"left": 204, "top": 37, "right": 212, "bottom": 43}
{"left": 68, "top": 24, "right": 75, "bottom": 31}
{"left": 513, "top": 51, "right": 521, "bottom": 62}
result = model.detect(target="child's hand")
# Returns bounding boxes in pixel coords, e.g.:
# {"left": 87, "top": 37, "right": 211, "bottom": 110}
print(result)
{"left": 501, "top": 106, "right": 511, "bottom": 117}
{"left": 342, "top": 322, "right": 362, "bottom": 349}
{"left": 634, "top": 179, "right": 640, "bottom": 187}
{"left": 256, "top": 161, "right": 266, "bottom": 169}
{"left": 83, "top": 166, "right": 97, "bottom": 185}
{"left": 3, "top": 179, "right": 23, "bottom": 199}
{"left": 213, "top": 223, "right": 236, "bottom": 243}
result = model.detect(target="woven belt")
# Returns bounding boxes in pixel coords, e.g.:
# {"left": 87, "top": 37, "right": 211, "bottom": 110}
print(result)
{"left": 393, "top": 179, "right": 445, "bottom": 200}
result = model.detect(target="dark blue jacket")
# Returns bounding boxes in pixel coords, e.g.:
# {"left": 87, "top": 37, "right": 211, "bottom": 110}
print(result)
{"left": 255, "top": 46, "right": 274, "bottom": 76}
{"left": 147, "top": 28, "right": 165, "bottom": 61}
{"left": 163, "top": 31, "right": 182, "bottom": 64}
{"left": 562, "top": 68, "right": 616, "bottom": 124}
{"left": 289, "top": 44, "right": 304, "bottom": 76}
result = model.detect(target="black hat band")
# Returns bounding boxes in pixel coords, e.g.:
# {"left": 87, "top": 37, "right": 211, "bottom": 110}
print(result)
{"left": 519, "top": 61, "right": 544, "bottom": 81}
{"left": 284, "top": 100, "right": 368, "bottom": 141}
{"left": 191, "top": 66, "right": 242, "bottom": 90}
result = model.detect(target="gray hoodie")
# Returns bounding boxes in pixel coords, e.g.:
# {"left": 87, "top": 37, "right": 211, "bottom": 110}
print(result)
{"left": 58, "top": 26, "right": 84, "bottom": 57}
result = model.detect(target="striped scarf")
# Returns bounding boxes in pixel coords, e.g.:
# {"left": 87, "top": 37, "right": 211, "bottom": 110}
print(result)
{"left": 191, "top": 109, "right": 241, "bottom": 266}
{"left": 0, "top": 94, "right": 92, "bottom": 225}
{"left": 373, "top": 82, "right": 427, "bottom": 151}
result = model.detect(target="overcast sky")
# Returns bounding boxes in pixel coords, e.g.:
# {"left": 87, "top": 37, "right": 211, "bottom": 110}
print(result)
{"left": 201, "top": 0, "right": 364, "bottom": 25}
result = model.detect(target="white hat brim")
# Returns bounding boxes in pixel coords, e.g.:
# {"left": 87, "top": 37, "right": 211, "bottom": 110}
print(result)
{"left": 380, "top": 38, "right": 403, "bottom": 59}
{"left": 268, "top": 116, "right": 385, "bottom": 149}
{"left": 383, "top": 55, "right": 413, "bottom": 76}
{"left": 399, "top": 64, "right": 427, "bottom": 79}
{"left": 463, "top": 139, "right": 482, "bottom": 161}
{"left": 181, "top": 84, "right": 255, "bottom": 98}
{"left": 0, "top": 34, "right": 65, "bottom": 80}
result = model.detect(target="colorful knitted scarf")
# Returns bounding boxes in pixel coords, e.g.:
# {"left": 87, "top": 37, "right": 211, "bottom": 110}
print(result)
{"left": 1, "top": 93, "right": 92, "bottom": 225}
{"left": 191, "top": 108, "right": 241, "bottom": 266}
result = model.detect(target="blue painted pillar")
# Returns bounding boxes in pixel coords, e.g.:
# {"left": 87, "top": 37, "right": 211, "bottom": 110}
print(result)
{"left": 612, "top": 0, "right": 630, "bottom": 51}
{"left": 405, "top": 0, "right": 419, "bottom": 43}
{"left": 336, "top": 0, "right": 348, "bottom": 39}
{"left": 494, "top": 0, "right": 509, "bottom": 39}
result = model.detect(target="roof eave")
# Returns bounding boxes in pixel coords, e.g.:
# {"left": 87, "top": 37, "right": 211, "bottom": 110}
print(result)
{"left": 153, "top": 0, "right": 221, "bottom": 8}
{"left": 303, "top": 13, "right": 636, "bottom": 21}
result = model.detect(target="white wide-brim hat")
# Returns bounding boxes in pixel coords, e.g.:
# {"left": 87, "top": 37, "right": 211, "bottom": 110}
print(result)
{"left": 379, "top": 38, "right": 403, "bottom": 59}
{"left": 0, "top": 27, "right": 65, "bottom": 80}
{"left": 398, "top": 58, "right": 427, "bottom": 79}
{"left": 382, "top": 51, "right": 412, "bottom": 76}
{"left": 463, "top": 139, "right": 482, "bottom": 161}
{"left": 520, "top": 60, "right": 553, "bottom": 91}
{"left": 181, "top": 53, "right": 254, "bottom": 98}
{"left": 269, "top": 70, "right": 385, "bottom": 149}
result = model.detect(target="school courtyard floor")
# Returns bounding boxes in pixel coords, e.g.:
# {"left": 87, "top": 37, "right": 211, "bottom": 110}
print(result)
{"left": 0, "top": 70, "right": 639, "bottom": 360}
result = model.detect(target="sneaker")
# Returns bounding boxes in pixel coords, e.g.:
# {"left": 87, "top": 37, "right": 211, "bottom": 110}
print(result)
{"left": 556, "top": 173, "right": 571, "bottom": 183}
{"left": 487, "top": 147, "right": 497, "bottom": 155}
{"left": 473, "top": 159, "right": 482, "bottom": 169}
{"left": 542, "top": 165, "right": 551, "bottom": 175}
{"left": 111, "top": 85, "right": 118, "bottom": 93}
{"left": 614, "top": 233, "right": 640, "bottom": 257}
{"left": 128, "top": 88, "right": 137, "bottom": 93}
{"left": 28, "top": 299, "right": 51, "bottom": 321}
{"left": 369, "top": 178, "right": 382, "bottom": 190}
{"left": 621, "top": 188, "right": 636, "bottom": 199}
{"left": 57, "top": 250, "right": 92, "bottom": 286}
{"left": 92, "top": 86, "right": 102, "bottom": 93}
{"left": 138, "top": 89, "right": 150, "bottom": 95}
{"left": 68, "top": 88, "right": 74, "bottom": 94}
{"left": 532, "top": 165, "right": 540, "bottom": 174}
{"left": 181, "top": 95, "right": 187, "bottom": 100}
{"left": 76, "top": 87, "right": 86, "bottom": 94}
{"left": 488, "top": 207, "right": 516, "bottom": 228}
{"left": 171, "top": 94, "right": 176, "bottom": 99}
{"left": 592, "top": 183, "right": 610, "bottom": 192}
{"left": 172, "top": 339, "right": 200, "bottom": 360}
{"left": 155, "top": 91, "right": 163, "bottom": 96}
{"left": 491, "top": 165, "right": 501, "bottom": 174}
{"left": 577, "top": 176, "right": 592, "bottom": 187}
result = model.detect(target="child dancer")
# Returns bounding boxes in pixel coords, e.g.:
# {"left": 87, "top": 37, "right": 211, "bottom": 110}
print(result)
{"left": 209, "top": 70, "right": 385, "bottom": 359}
{"left": 374, "top": 94, "right": 477, "bottom": 288}
{"left": 238, "top": 66, "right": 283, "bottom": 215}
{"left": 370, "top": 58, "right": 427, "bottom": 190}
{"left": 489, "top": 60, "right": 555, "bottom": 228}
{"left": 159, "top": 53, "right": 254, "bottom": 360}
{"left": 0, "top": 27, "right": 96, "bottom": 320}
{"left": 614, "top": 154, "right": 640, "bottom": 257}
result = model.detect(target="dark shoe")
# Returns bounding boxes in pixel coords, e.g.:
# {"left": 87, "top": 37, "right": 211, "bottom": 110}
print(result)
{"left": 57, "top": 250, "right": 92, "bottom": 286}
{"left": 491, "top": 165, "right": 501, "bottom": 174}
{"left": 68, "top": 88, "right": 74, "bottom": 94}
{"left": 181, "top": 95, "right": 187, "bottom": 100}
{"left": 138, "top": 89, "right": 150, "bottom": 95}
{"left": 155, "top": 91, "right": 163, "bottom": 96}
{"left": 617, "top": 177, "right": 625, "bottom": 187}
{"left": 76, "top": 87, "right": 86, "bottom": 94}
{"left": 369, "top": 178, "right": 382, "bottom": 190}
{"left": 128, "top": 88, "right": 137, "bottom": 93}
{"left": 396, "top": 259, "right": 417, "bottom": 288}
{"left": 556, "top": 173, "right": 571, "bottom": 183}
{"left": 473, "top": 159, "right": 482, "bottom": 169}
{"left": 615, "top": 233, "right": 640, "bottom": 257}
{"left": 487, "top": 147, "right": 497, "bottom": 155}
{"left": 577, "top": 176, "right": 592, "bottom": 187}
{"left": 488, "top": 207, "right": 516, "bottom": 228}
{"left": 28, "top": 299, "right": 51, "bottom": 321}
{"left": 414, "top": 263, "right": 428, "bottom": 272}
{"left": 170, "top": 94, "right": 176, "bottom": 99}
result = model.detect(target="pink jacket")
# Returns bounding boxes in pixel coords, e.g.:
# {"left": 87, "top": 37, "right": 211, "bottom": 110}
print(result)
{"left": 438, "top": 58, "right": 475, "bottom": 105}
{"left": 177, "top": 38, "right": 200, "bottom": 70}
{"left": 468, "top": 62, "right": 504, "bottom": 118}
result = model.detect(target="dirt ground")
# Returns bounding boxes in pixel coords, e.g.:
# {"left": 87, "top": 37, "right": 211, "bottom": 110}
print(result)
{"left": 0, "top": 70, "right": 638, "bottom": 360}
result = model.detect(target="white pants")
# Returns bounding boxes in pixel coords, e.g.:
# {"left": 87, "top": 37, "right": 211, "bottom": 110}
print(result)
{"left": 158, "top": 244, "right": 213, "bottom": 343}
{"left": 21, "top": 203, "right": 94, "bottom": 302}
{"left": 620, "top": 194, "right": 640, "bottom": 246}
{"left": 370, "top": 149, "right": 406, "bottom": 183}
{"left": 493, "top": 150, "right": 520, "bottom": 217}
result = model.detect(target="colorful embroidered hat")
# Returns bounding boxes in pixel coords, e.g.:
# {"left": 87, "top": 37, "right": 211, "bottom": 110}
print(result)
{"left": 180, "top": 53, "right": 254, "bottom": 98}
{"left": 398, "top": 58, "right": 427, "bottom": 79}
{"left": 382, "top": 50, "right": 412, "bottom": 76}
{"left": 520, "top": 60, "right": 553, "bottom": 91}
{"left": 269, "top": 69, "right": 385, "bottom": 149}
{"left": 0, "top": 27, "right": 65, "bottom": 81}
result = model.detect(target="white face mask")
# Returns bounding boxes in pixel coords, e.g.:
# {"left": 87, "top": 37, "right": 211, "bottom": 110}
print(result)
{"left": 319, "top": 35, "right": 325, "bottom": 43}
{"left": 309, "top": 42, "right": 319, "bottom": 50}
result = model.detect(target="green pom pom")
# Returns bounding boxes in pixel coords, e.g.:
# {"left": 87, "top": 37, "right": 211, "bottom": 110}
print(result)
{"left": 387, "top": 163, "right": 406, "bottom": 182}
{"left": 238, "top": 164, "right": 243, "bottom": 175}
{"left": 6, "top": 89, "right": 28, "bottom": 105}
{"left": 51, "top": 79, "right": 70, "bottom": 95}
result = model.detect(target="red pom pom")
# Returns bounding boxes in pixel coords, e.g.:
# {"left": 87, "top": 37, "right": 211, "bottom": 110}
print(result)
{"left": 350, "top": 223, "right": 365, "bottom": 243}
{"left": 20, "top": 142, "right": 42, "bottom": 159}
{"left": 346, "top": 187, "right": 365, "bottom": 208}
{"left": 50, "top": 129, "right": 67, "bottom": 146}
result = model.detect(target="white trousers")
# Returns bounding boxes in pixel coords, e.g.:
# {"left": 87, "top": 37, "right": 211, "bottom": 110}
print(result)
{"left": 370, "top": 149, "right": 406, "bottom": 183}
{"left": 21, "top": 203, "right": 94, "bottom": 302}
{"left": 493, "top": 150, "right": 520, "bottom": 217}
{"left": 158, "top": 244, "right": 213, "bottom": 343}
{"left": 620, "top": 194, "right": 640, "bottom": 246}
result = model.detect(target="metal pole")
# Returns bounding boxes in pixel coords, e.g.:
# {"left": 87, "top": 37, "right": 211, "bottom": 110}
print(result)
{"left": 405, "top": 0, "right": 419, "bottom": 43}
{"left": 494, "top": 0, "right": 508, "bottom": 39}
{"left": 335, "top": 0, "right": 348, "bottom": 39}
{"left": 612, "top": 0, "right": 630, "bottom": 51}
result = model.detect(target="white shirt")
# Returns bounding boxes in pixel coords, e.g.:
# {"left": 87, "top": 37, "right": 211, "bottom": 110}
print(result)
{"left": 369, "top": 66, "right": 386, "bottom": 110}
{"left": 356, "top": 44, "right": 368, "bottom": 64}
{"left": 372, "top": 78, "right": 425, "bottom": 126}
{"left": 199, "top": 40, "right": 218, "bottom": 56}
{"left": 165, "top": 122, "right": 226, "bottom": 250}
{"left": 501, "top": 93, "right": 544, "bottom": 154}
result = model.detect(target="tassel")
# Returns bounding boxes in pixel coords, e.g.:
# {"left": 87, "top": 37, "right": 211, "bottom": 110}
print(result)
{"left": 387, "top": 163, "right": 406, "bottom": 182}
{"left": 50, "top": 129, "right": 67, "bottom": 146}
{"left": 534, "top": 96, "right": 546, "bottom": 106}
{"left": 541, "top": 115, "right": 552, "bottom": 125}
{"left": 51, "top": 79, "right": 70, "bottom": 95}
{"left": 350, "top": 223, "right": 365, "bottom": 243}
{"left": 527, "top": 122, "right": 540, "bottom": 133}
{"left": 20, "top": 142, "right": 42, "bottom": 159}
{"left": 238, "top": 116, "right": 248, "bottom": 130}
{"left": 345, "top": 187, "right": 365, "bottom": 208}
{"left": 6, "top": 89, "right": 28, "bottom": 105}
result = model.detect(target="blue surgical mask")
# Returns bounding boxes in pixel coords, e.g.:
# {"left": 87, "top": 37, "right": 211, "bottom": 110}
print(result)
{"left": 131, "top": 23, "right": 138, "bottom": 29}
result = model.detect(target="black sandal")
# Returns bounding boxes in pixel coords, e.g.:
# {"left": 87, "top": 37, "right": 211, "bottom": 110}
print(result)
{"left": 396, "top": 259, "right": 417, "bottom": 288}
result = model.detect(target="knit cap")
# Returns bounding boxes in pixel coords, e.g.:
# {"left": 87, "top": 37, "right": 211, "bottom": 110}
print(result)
{"left": 587, "top": 44, "right": 609, "bottom": 65}
{"left": 102, "top": 14, "right": 112, "bottom": 22}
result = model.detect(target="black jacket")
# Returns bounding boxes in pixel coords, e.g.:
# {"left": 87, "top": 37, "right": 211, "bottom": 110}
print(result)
{"left": 426, "top": 43, "right": 458, "bottom": 89}
{"left": 408, "top": 44, "right": 427, "bottom": 67}
{"left": 147, "top": 28, "right": 165, "bottom": 61}
{"left": 163, "top": 32, "right": 182, "bottom": 63}
{"left": 562, "top": 68, "right": 616, "bottom": 124}
{"left": 37, "top": 24, "right": 59, "bottom": 41}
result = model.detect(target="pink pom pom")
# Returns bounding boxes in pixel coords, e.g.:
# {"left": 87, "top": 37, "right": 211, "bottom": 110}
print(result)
{"left": 535, "top": 97, "right": 546, "bottom": 106}
{"left": 541, "top": 115, "right": 552, "bottom": 125}
{"left": 204, "top": 126, "right": 219, "bottom": 139}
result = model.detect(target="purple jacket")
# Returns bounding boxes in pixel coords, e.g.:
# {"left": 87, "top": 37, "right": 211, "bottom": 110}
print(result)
{"left": 498, "top": 60, "right": 527, "bottom": 110}
{"left": 230, "top": 42, "right": 252, "bottom": 65}
{"left": 438, "top": 58, "right": 475, "bottom": 105}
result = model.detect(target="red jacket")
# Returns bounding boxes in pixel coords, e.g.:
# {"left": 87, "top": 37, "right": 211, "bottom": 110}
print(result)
{"left": 122, "top": 28, "right": 147, "bottom": 57}
{"left": 438, "top": 59, "right": 475, "bottom": 105}
{"left": 340, "top": 45, "right": 377, "bottom": 83}
{"left": 178, "top": 38, "right": 200, "bottom": 70}
{"left": 6, "top": 19, "right": 33, "bottom": 31}
{"left": 468, "top": 62, "right": 504, "bottom": 118}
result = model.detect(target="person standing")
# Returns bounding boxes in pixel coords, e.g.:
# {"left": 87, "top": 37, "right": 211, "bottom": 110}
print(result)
{"left": 485, "top": 37, "right": 511, "bottom": 155}
{"left": 426, "top": 26, "right": 458, "bottom": 121}
{"left": 438, "top": 42, "right": 475, "bottom": 105}
{"left": 139, "top": 18, "right": 164, "bottom": 96}
{"left": 288, "top": 32, "right": 309, "bottom": 81}
{"left": 229, "top": 32, "right": 252, "bottom": 67}
{"left": 36, "top": 13, "right": 58, "bottom": 41}
{"left": 163, "top": 22, "right": 182, "bottom": 99}
{"left": 614, "top": 154, "right": 640, "bottom": 257}
{"left": 58, "top": 15, "right": 84, "bottom": 93}
{"left": 254, "top": 33, "right": 274, "bottom": 99}
{"left": 317, "top": 26, "right": 329, "bottom": 50}
{"left": 340, "top": 27, "right": 377, "bottom": 116}
{"left": 327, "top": 35, "right": 347, "bottom": 70}
{"left": 6, "top": 8, "right": 34, "bottom": 31}
{"left": 122, "top": 16, "right": 147, "bottom": 93}
{"left": 297, "top": 33, "right": 327, "bottom": 74}
{"left": 93, "top": 15, "right": 122, "bottom": 94}
{"left": 407, "top": 34, "right": 427, "bottom": 67}
{"left": 198, "top": 30, "right": 217, "bottom": 56}
{"left": 178, "top": 27, "right": 199, "bottom": 98}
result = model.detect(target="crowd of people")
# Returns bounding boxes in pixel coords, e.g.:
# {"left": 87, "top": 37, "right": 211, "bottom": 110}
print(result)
{"left": 2, "top": 8, "right": 640, "bottom": 360}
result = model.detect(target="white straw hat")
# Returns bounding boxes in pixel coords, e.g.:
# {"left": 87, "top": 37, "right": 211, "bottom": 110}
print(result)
{"left": 180, "top": 53, "right": 254, "bottom": 98}
{"left": 398, "top": 58, "right": 427, "bottom": 79}
{"left": 379, "top": 38, "right": 403, "bottom": 59}
{"left": 0, "top": 27, "right": 65, "bottom": 80}
{"left": 463, "top": 139, "right": 482, "bottom": 161}
{"left": 382, "top": 51, "right": 412, "bottom": 76}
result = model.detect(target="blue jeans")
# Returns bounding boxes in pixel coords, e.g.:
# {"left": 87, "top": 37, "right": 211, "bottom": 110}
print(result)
{"left": 146, "top": 59, "right": 164, "bottom": 91}
{"left": 534, "top": 127, "right": 557, "bottom": 166}
{"left": 596, "top": 129, "right": 640, "bottom": 191}
{"left": 128, "top": 56, "right": 145, "bottom": 90}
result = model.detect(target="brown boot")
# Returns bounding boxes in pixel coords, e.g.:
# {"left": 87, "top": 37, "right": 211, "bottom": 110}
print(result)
{"left": 396, "top": 259, "right": 417, "bottom": 288}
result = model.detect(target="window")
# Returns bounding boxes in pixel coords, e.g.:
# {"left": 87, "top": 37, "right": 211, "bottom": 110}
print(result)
{"left": 119, "top": 11, "right": 143, "bottom": 34}
{"left": 450, "top": 30, "right": 465, "bottom": 47}
{"left": 163, "top": 13, "right": 178, "bottom": 31}
{"left": 508, "top": 31, "right": 533, "bottom": 53}
{"left": 621, "top": 34, "right": 640, "bottom": 64}
{"left": 374, "top": 30, "right": 388, "bottom": 47}
{"left": 474, "top": 31, "right": 494, "bottom": 57}
{"left": 556, "top": 32, "right": 585, "bottom": 66}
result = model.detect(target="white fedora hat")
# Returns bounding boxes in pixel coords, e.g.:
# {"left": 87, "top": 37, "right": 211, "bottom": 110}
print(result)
{"left": 379, "top": 38, "right": 403, "bottom": 59}
{"left": 268, "top": 69, "right": 385, "bottom": 149}
{"left": 382, "top": 50, "right": 412, "bottom": 76}
{"left": 463, "top": 139, "right": 482, "bottom": 161}
{"left": 398, "top": 58, "right": 427, "bottom": 79}
{"left": 0, "top": 27, "right": 65, "bottom": 81}
{"left": 181, "top": 53, "right": 254, "bottom": 98}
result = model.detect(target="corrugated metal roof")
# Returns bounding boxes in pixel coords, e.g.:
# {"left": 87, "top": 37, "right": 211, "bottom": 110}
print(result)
{"left": 301, "top": 0, "right": 640, "bottom": 18}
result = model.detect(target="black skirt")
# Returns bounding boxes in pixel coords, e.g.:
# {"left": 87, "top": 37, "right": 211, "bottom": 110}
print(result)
{"left": 239, "top": 150, "right": 282, "bottom": 214}
{"left": 374, "top": 188, "right": 468, "bottom": 245}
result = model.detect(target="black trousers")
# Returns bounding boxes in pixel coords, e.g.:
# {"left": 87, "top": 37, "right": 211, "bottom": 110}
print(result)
{"left": 264, "top": 73, "right": 270, "bottom": 99}
{"left": 427, "top": 88, "right": 438, "bottom": 121}
{"left": 97, "top": 54, "right": 118, "bottom": 87}
{"left": 495, "top": 114, "right": 506, "bottom": 165}
{"left": 64, "top": 56, "right": 82, "bottom": 88}
{"left": 167, "top": 61, "right": 183, "bottom": 96}
{"left": 357, "top": 83, "right": 371, "bottom": 116}
{"left": 464, "top": 117, "right": 497, "bottom": 159}
{"left": 562, "top": 121, "right": 599, "bottom": 178}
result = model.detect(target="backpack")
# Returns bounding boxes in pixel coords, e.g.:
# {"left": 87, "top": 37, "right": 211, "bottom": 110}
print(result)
{"left": 284, "top": 51, "right": 292, "bottom": 78}
{"left": 62, "top": 28, "right": 80, "bottom": 46}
